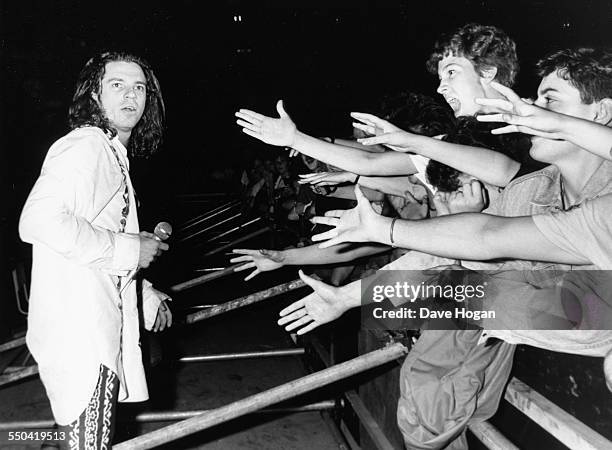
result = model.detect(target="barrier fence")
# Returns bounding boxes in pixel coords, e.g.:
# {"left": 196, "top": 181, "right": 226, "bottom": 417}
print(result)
{"left": 114, "top": 343, "right": 409, "bottom": 449}
{"left": 2, "top": 206, "right": 611, "bottom": 449}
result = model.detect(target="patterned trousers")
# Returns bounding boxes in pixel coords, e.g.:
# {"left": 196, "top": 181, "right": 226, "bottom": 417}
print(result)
{"left": 57, "top": 365, "right": 119, "bottom": 450}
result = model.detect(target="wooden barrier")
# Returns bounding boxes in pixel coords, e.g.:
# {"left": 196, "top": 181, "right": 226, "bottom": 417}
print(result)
{"left": 0, "top": 365, "right": 38, "bottom": 387}
{"left": 170, "top": 264, "right": 243, "bottom": 292}
{"left": 185, "top": 278, "right": 307, "bottom": 324}
{"left": 114, "top": 343, "right": 408, "bottom": 449}
{"left": 469, "top": 421, "right": 519, "bottom": 450}
{"left": 0, "top": 337, "right": 26, "bottom": 354}
{"left": 504, "top": 377, "right": 612, "bottom": 450}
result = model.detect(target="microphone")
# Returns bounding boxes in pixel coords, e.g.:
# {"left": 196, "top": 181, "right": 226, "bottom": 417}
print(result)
{"left": 153, "top": 222, "right": 173, "bottom": 242}
{"left": 119, "top": 222, "right": 173, "bottom": 296}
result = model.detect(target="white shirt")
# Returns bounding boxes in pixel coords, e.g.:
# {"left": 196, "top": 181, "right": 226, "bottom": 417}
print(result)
{"left": 20, "top": 127, "right": 166, "bottom": 425}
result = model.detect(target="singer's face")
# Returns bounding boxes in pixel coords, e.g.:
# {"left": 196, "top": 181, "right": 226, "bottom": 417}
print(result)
{"left": 95, "top": 61, "right": 147, "bottom": 136}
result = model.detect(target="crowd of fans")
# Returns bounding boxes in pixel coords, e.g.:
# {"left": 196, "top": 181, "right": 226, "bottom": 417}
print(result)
{"left": 230, "top": 22, "right": 612, "bottom": 449}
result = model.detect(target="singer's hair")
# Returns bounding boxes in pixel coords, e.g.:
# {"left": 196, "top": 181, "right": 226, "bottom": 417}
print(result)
{"left": 68, "top": 51, "right": 165, "bottom": 158}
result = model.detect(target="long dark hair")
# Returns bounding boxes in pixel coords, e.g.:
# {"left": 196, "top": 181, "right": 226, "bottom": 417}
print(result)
{"left": 68, "top": 51, "right": 165, "bottom": 158}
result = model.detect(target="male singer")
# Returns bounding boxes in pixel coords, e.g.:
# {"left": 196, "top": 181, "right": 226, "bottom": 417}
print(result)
{"left": 19, "top": 52, "right": 171, "bottom": 448}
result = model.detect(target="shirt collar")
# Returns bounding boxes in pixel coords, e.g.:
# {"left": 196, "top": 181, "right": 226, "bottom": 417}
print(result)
{"left": 530, "top": 160, "right": 612, "bottom": 210}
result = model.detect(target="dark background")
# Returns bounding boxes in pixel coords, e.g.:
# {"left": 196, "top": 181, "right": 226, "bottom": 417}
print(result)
{"left": 1, "top": 0, "right": 611, "bottom": 337}
{"left": 1, "top": 2, "right": 612, "bottom": 446}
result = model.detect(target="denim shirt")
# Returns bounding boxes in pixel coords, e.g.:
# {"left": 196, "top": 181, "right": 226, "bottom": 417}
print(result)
{"left": 472, "top": 160, "right": 612, "bottom": 355}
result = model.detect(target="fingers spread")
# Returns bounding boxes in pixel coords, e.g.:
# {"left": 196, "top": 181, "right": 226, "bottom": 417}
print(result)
{"left": 242, "top": 128, "right": 261, "bottom": 139}
{"left": 244, "top": 269, "right": 260, "bottom": 281}
{"left": 311, "top": 216, "right": 340, "bottom": 227}
{"left": 350, "top": 112, "right": 379, "bottom": 125}
{"left": 279, "top": 299, "right": 305, "bottom": 317}
{"left": 296, "top": 321, "right": 320, "bottom": 335}
{"left": 311, "top": 229, "right": 338, "bottom": 242}
{"left": 491, "top": 125, "right": 520, "bottom": 135}
{"left": 317, "top": 237, "right": 343, "bottom": 249}
{"left": 324, "top": 209, "right": 345, "bottom": 218}
{"left": 352, "top": 122, "right": 376, "bottom": 135}
{"left": 284, "top": 315, "right": 313, "bottom": 332}
{"left": 234, "top": 262, "right": 255, "bottom": 272}
{"left": 231, "top": 249, "right": 258, "bottom": 255}
{"left": 236, "top": 109, "right": 265, "bottom": 123}
{"left": 236, "top": 119, "right": 260, "bottom": 132}
{"left": 230, "top": 255, "right": 252, "bottom": 263}
{"left": 476, "top": 113, "right": 507, "bottom": 123}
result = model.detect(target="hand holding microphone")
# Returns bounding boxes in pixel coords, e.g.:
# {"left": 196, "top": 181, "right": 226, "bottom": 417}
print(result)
{"left": 121, "top": 222, "right": 172, "bottom": 295}
{"left": 138, "top": 222, "right": 172, "bottom": 269}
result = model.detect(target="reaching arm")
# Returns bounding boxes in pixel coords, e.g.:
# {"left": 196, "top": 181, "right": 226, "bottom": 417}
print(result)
{"left": 292, "top": 132, "right": 419, "bottom": 176}
{"left": 230, "top": 242, "right": 389, "bottom": 280}
{"left": 352, "top": 112, "right": 520, "bottom": 187}
{"left": 476, "top": 81, "right": 612, "bottom": 161}
{"left": 299, "top": 171, "right": 421, "bottom": 200}
{"left": 311, "top": 185, "right": 590, "bottom": 265}
{"left": 235, "top": 101, "right": 418, "bottom": 176}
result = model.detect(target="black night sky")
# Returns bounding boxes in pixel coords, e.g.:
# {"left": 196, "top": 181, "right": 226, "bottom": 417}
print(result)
{"left": 1, "top": 0, "right": 612, "bottom": 271}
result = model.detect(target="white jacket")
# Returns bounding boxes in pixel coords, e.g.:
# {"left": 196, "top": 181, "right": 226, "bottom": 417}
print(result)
{"left": 19, "top": 126, "right": 166, "bottom": 425}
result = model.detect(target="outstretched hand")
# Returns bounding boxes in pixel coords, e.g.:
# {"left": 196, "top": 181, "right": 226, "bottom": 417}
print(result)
{"left": 311, "top": 185, "right": 384, "bottom": 248}
{"left": 475, "top": 81, "right": 565, "bottom": 138}
{"left": 236, "top": 100, "right": 297, "bottom": 147}
{"left": 230, "top": 248, "right": 285, "bottom": 281}
{"left": 277, "top": 270, "right": 350, "bottom": 335}
{"left": 350, "top": 112, "right": 417, "bottom": 152}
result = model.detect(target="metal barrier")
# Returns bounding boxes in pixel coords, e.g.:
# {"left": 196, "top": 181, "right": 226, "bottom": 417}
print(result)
{"left": 204, "top": 216, "right": 262, "bottom": 243}
{"left": 0, "top": 400, "right": 338, "bottom": 431}
{"left": 179, "top": 212, "right": 243, "bottom": 242}
{"left": 179, "top": 200, "right": 241, "bottom": 232}
{"left": 202, "top": 226, "right": 271, "bottom": 257}
{"left": 179, "top": 348, "right": 305, "bottom": 362}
